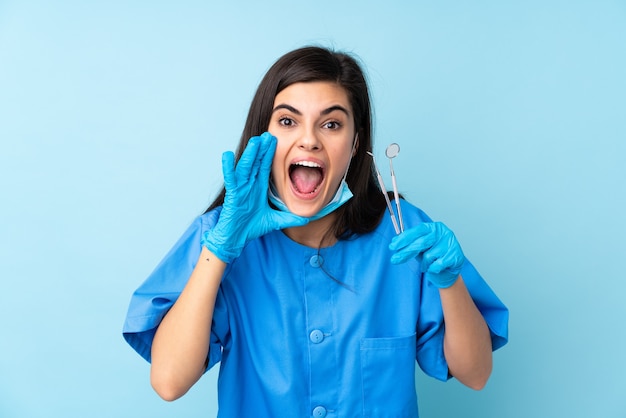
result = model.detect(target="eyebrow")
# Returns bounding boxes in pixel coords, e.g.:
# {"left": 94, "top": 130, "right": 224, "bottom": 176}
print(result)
{"left": 272, "top": 103, "right": 351, "bottom": 117}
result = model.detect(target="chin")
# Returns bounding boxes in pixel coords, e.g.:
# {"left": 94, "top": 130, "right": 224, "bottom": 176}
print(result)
{"left": 283, "top": 196, "right": 325, "bottom": 218}
{"left": 288, "top": 205, "right": 321, "bottom": 218}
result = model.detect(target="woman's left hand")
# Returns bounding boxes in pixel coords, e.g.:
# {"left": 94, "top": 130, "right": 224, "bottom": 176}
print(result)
{"left": 389, "top": 222, "right": 465, "bottom": 288}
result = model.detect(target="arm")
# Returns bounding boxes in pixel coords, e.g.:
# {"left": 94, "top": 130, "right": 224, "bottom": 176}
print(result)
{"left": 440, "top": 275, "right": 492, "bottom": 390}
{"left": 150, "top": 247, "right": 225, "bottom": 401}
{"left": 389, "top": 222, "right": 494, "bottom": 389}
{"left": 150, "top": 133, "right": 308, "bottom": 401}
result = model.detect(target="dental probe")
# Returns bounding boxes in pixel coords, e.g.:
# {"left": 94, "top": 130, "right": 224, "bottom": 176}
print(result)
{"left": 367, "top": 151, "right": 400, "bottom": 234}
{"left": 385, "top": 143, "right": 405, "bottom": 233}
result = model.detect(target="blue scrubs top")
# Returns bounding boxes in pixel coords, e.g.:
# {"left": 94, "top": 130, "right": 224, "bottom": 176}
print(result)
{"left": 123, "top": 200, "right": 508, "bottom": 417}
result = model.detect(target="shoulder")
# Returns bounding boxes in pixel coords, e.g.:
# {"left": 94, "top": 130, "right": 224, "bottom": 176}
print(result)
{"left": 399, "top": 199, "right": 433, "bottom": 224}
{"left": 198, "top": 207, "right": 223, "bottom": 231}
{"left": 150, "top": 207, "right": 223, "bottom": 263}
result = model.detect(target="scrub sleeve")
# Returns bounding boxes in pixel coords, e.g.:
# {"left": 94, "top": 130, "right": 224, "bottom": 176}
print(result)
{"left": 122, "top": 209, "right": 223, "bottom": 365}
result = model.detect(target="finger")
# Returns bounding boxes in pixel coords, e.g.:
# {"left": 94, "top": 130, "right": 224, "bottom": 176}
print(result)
{"left": 429, "top": 243, "right": 464, "bottom": 275}
{"left": 388, "top": 223, "right": 432, "bottom": 251}
{"left": 421, "top": 240, "right": 447, "bottom": 273}
{"left": 389, "top": 223, "right": 439, "bottom": 265}
{"left": 391, "top": 230, "right": 437, "bottom": 257}
{"left": 258, "top": 133, "right": 277, "bottom": 186}
{"left": 390, "top": 239, "right": 435, "bottom": 264}
{"left": 235, "top": 136, "right": 261, "bottom": 183}
{"left": 241, "top": 134, "right": 275, "bottom": 209}
{"left": 390, "top": 247, "right": 419, "bottom": 265}
{"left": 248, "top": 133, "right": 272, "bottom": 180}
{"left": 391, "top": 241, "right": 430, "bottom": 264}
{"left": 222, "top": 151, "right": 236, "bottom": 191}
{"left": 245, "top": 133, "right": 275, "bottom": 187}
{"left": 269, "top": 210, "right": 310, "bottom": 230}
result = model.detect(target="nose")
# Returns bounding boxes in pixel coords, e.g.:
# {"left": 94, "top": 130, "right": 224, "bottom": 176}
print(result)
{"left": 296, "top": 129, "right": 322, "bottom": 151}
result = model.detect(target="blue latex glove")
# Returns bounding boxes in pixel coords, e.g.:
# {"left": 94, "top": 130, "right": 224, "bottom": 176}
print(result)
{"left": 389, "top": 222, "right": 465, "bottom": 288}
{"left": 202, "top": 132, "right": 309, "bottom": 263}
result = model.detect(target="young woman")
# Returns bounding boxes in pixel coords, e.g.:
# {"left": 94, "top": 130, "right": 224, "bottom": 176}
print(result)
{"left": 123, "top": 46, "right": 508, "bottom": 417}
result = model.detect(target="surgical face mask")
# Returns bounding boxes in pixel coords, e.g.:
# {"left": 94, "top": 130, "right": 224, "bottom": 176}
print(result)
{"left": 268, "top": 135, "right": 357, "bottom": 221}
{"left": 269, "top": 178, "right": 353, "bottom": 221}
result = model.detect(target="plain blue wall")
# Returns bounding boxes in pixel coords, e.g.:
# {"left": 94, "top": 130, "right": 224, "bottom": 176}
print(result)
{"left": 1, "top": 1, "right": 624, "bottom": 417}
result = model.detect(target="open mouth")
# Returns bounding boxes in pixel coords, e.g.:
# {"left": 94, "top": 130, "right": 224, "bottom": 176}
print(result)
{"left": 289, "top": 161, "right": 325, "bottom": 197}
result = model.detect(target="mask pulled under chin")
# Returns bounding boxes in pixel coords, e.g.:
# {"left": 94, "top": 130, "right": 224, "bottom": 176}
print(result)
{"left": 268, "top": 180, "right": 353, "bottom": 221}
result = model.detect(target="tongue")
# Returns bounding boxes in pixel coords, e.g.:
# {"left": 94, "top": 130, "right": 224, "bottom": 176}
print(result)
{"left": 291, "top": 166, "right": 322, "bottom": 194}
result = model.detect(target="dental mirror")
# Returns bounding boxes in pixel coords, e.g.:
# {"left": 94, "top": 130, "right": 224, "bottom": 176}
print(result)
{"left": 385, "top": 143, "right": 400, "bottom": 159}
{"left": 385, "top": 142, "right": 404, "bottom": 232}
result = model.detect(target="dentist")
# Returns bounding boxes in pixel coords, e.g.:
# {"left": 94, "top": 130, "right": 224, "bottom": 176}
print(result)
{"left": 123, "top": 46, "right": 508, "bottom": 418}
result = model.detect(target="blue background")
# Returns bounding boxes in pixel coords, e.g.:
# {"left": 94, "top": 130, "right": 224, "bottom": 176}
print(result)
{"left": 1, "top": 1, "right": 624, "bottom": 417}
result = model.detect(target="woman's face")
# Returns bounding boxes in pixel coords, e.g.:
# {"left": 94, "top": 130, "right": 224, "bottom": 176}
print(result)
{"left": 268, "top": 81, "right": 356, "bottom": 218}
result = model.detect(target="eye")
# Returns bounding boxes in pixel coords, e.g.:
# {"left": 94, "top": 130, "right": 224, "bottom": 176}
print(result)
{"left": 323, "top": 120, "right": 342, "bottom": 130}
{"left": 278, "top": 117, "right": 295, "bottom": 127}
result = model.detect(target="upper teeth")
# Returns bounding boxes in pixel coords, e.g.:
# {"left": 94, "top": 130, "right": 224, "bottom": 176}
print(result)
{"left": 293, "top": 161, "right": 321, "bottom": 168}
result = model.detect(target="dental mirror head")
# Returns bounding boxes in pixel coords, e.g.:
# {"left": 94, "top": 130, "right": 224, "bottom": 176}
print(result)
{"left": 385, "top": 143, "right": 400, "bottom": 159}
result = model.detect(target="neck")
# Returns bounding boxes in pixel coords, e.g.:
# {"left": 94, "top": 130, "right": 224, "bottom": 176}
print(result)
{"left": 283, "top": 212, "right": 338, "bottom": 248}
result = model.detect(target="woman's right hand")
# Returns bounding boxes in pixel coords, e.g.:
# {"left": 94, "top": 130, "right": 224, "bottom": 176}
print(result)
{"left": 202, "top": 132, "right": 309, "bottom": 263}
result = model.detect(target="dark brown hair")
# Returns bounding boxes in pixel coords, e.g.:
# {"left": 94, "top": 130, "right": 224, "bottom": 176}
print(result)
{"left": 205, "top": 46, "right": 386, "bottom": 239}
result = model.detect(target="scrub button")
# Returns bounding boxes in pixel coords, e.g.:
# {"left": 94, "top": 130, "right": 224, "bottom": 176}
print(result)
{"left": 309, "top": 329, "right": 324, "bottom": 344}
{"left": 312, "top": 406, "right": 327, "bottom": 418}
{"left": 309, "top": 254, "right": 324, "bottom": 267}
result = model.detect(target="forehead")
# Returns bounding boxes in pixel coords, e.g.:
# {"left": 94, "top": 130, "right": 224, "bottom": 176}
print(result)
{"left": 274, "top": 81, "right": 351, "bottom": 111}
